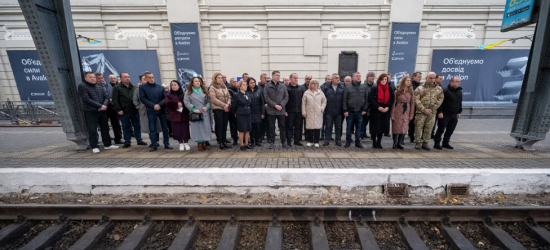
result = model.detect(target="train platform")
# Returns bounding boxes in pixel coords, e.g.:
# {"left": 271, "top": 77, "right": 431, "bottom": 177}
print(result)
{"left": 0, "top": 119, "right": 549, "bottom": 197}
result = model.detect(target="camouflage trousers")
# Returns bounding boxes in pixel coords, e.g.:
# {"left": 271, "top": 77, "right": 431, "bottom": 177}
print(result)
{"left": 414, "top": 113, "right": 436, "bottom": 144}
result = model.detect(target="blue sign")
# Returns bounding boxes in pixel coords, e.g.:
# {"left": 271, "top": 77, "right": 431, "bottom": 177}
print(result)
{"left": 7, "top": 50, "right": 162, "bottom": 102}
{"left": 430, "top": 49, "right": 530, "bottom": 106}
{"left": 170, "top": 23, "right": 203, "bottom": 86}
{"left": 387, "top": 23, "right": 420, "bottom": 83}
{"left": 501, "top": 0, "right": 535, "bottom": 32}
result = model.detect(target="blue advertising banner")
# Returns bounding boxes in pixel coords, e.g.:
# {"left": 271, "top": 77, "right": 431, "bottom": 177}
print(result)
{"left": 388, "top": 23, "right": 420, "bottom": 83}
{"left": 170, "top": 23, "right": 203, "bottom": 86}
{"left": 7, "top": 50, "right": 162, "bottom": 102}
{"left": 430, "top": 49, "right": 529, "bottom": 106}
{"left": 501, "top": 0, "right": 535, "bottom": 32}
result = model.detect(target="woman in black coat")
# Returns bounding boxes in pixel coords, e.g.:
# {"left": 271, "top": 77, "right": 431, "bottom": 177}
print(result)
{"left": 246, "top": 77, "right": 265, "bottom": 147}
{"left": 368, "top": 73, "right": 395, "bottom": 149}
{"left": 231, "top": 79, "right": 253, "bottom": 151}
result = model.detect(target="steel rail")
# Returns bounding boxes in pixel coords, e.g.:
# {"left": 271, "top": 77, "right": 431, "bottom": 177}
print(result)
{"left": 0, "top": 204, "right": 549, "bottom": 222}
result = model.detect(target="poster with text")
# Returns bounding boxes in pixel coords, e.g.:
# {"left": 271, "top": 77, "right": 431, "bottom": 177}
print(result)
{"left": 387, "top": 23, "right": 420, "bottom": 84}
{"left": 170, "top": 23, "right": 203, "bottom": 86}
{"left": 7, "top": 50, "right": 161, "bottom": 102}
{"left": 430, "top": 49, "right": 529, "bottom": 106}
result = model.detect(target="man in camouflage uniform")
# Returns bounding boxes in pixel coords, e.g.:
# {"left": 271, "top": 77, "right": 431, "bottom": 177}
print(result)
{"left": 414, "top": 72, "right": 444, "bottom": 150}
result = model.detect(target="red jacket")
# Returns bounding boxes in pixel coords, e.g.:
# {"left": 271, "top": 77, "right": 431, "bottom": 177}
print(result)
{"left": 165, "top": 92, "right": 190, "bottom": 122}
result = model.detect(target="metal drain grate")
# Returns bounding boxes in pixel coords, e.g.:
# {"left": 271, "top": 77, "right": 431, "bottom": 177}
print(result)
{"left": 384, "top": 183, "right": 409, "bottom": 198}
{"left": 447, "top": 184, "right": 470, "bottom": 197}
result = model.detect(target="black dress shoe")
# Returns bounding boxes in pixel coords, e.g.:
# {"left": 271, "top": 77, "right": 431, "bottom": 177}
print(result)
{"left": 355, "top": 143, "right": 364, "bottom": 149}
{"left": 434, "top": 144, "right": 443, "bottom": 150}
{"left": 442, "top": 143, "right": 454, "bottom": 149}
{"left": 219, "top": 144, "right": 225, "bottom": 150}
{"left": 164, "top": 145, "right": 173, "bottom": 150}
{"left": 255, "top": 142, "right": 262, "bottom": 147}
{"left": 335, "top": 141, "right": 342, "bottom": 146}
{"left": 149, "top": 147, "right": 157, "bottom": 152}
{"left": 323, "top": 141, "right": 329, "bottom": 146}
{"left": 246, "top": 145, "right": 253, "bottom": 149}
{"left": 232, "top": 141, "right": 238, "bottom": 146}
{"left": 344, "top": 142, "right": 351, "bottom": 148}
{"left": 225, "top": 139, "right": 232, "bottom": 144}
{"left": 122, "top": 144, "right": 131, "bottom": 148}
{"left": 137, "top": 142, "right": 148, "bottom": 146}
{"left": 240, "top": 146, "right": 246, "bottom": 151}
{"left": 294, "top": 141, "right": 304, "bottom": 146}
{"left": 223, "top": 143, "right": 232, "bottom": 149}
{"left": 148, "top": 144, "right": 153, "bottom": 148}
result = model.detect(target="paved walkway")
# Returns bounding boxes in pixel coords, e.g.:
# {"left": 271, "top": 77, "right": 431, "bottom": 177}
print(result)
{"left": 0, "top": 119, "right": 549, "bottom": 169}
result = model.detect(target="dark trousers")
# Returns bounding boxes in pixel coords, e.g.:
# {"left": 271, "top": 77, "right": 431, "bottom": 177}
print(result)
{"left": 320, "top": 121, "right": 326, "bottom": 139}
{"left": 307, "top": 129, "right": 320, "bottom": 143}
{"left": 228, "top": 112, "right": 238, "bottom": 141}
{"left": 434, "top": 113, "right": 459, "bottom": 144}
{"left": 346, "top": 111, "right": 363, "bottom": 143}
{"left": 213, "top": 109, "right": 230, "bottom": 144}
{"left": 251, "top": 122, "right": 262, "bottom": 142}
{"left": 324, "top": 113, "right": 343, "bottom": 142}
{"left": 260, "top": 114, "right": 268, "bottom": 142}
{"left": 268, "top": 114, "right": 286, "bottom": 143}
{"left": 408, "top": 113, "right": 416, "bottom": 139}
{"left": 119, "top": 113, "right": 143, "bottom": 145}
{"left": 84, "top": 111, "right": 112, "bottom": 149}
{"left": 286, "top": 112, "right": 303, "bottom": 143}
{"left": 147, "top": 112, "right": 170, "bottom": 147}
{"left": 106, "top": 107, "right": 122, "bottom": 142}
{"left": 360, "top": 113, "right": 370, "bottom": 136}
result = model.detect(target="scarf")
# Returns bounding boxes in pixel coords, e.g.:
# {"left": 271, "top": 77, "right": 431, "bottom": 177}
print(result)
{"left": 192, "top": 86, "right": 202, "bottom": 95}
{"left": 377, "top": 83, "right": 390, "bottom": 104}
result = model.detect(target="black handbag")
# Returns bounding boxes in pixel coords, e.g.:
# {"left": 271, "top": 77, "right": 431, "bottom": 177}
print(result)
{"left": 190, "top": 112, "right": 203, "bottom": 122}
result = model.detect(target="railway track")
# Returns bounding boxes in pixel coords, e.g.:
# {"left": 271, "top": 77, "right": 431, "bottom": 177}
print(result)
{"left": 0, "top": 204, "right": 549, "bottom": 250}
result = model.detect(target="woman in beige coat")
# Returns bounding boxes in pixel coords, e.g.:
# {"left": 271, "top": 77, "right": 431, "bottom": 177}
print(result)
{"left": 208, "top": 72, "right": 232, "bottom": 150}
{"left": 302, "top": 79, "right": 327, "bottom": 147}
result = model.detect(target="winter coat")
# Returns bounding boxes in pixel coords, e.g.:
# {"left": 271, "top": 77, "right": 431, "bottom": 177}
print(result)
{"left": 231, "top": 91, "right": 252, "bottom": 115}
{"left": 412, "top": 80, "right": 422, "bottom": 90}
{"left": 78, "top": 81, "right": 109, "bottom": 112}
{"left": 343, "top": 81, "right": 369, "bottom": 113}
{"left": 165, "top": 91, "right": 190, "bottom": 122}
{"left": 414, "top": 82, "right": 444, "bottom": 114}
{"left": 138, "top": 82, "right": 166, "bottom": 113}
{"left": 391, "top": 90, "right": 415, "bottom": 134}
{"left": 247, "top": 87, "right": 265, "bottom": 123}
{"left": 302, "top": 89, "right": 327, "bottom": 129}
{"left": 321, "top": 83, "right": 345, "bottom": 115}
{"left": 208, "top": 82, "right": 231, "bottom": 111}
{"left": 286, "top": 84, "right": 304, "bottom": 113}
{"left": 437, "top": 85, "right": 463, "bottom": 115}
{"left": 264, "top": 80, "right": 289, "bottom": 116}
{"left": 184, "top": 89, "right": 212, "bottom": 142}
{"left": 112, "top": 83, "right": 138, "bottom": 115}
{"left": 368, "top": 84, "right": 395, "bottom": 135}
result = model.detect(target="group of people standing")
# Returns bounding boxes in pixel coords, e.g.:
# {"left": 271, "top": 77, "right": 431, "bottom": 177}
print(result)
{"left": 78, "top": 69, "right": 463, "bottom": 153}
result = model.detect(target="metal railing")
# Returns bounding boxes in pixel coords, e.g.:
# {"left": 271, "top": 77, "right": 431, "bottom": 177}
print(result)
{"left": 0, "top": 99, "right": 58, "bottom": 125}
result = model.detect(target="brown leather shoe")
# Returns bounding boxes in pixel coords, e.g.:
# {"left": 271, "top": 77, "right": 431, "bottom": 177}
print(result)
{"left": 422, "top": 143, "right": 431, "bottom": 151}
{"left": 198, "top": 142, "right": 204, "bottom": 151}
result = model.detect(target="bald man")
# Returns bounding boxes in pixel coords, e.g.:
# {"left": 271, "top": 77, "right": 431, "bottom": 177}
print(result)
{"left": 413, "top": 72, "right": 444, "bottom": 150}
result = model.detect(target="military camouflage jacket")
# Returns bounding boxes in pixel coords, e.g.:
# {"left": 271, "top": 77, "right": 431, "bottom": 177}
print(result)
{"left": 414, "top": 82, "right": 444, "bottom": 114}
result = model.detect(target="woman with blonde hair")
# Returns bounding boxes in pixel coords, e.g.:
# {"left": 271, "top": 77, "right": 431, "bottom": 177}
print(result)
{"left": 302, "top": 79, "right": 327, "bottom": 147}
{"left": 391, "top": 76, "right": 415, "bottom": 149}
{"left": 184, "top": 77, "right": 212, "bottom": 151}
{"left": 209, "top": 72, "right": 232, "bottom": 150}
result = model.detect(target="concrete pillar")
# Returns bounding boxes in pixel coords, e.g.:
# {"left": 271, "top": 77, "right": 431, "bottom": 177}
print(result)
{"left": 166, "top": 0, "right": 205, "bottom": 83}
{"left": 389, "top": 0, "right": 425, "bottom": 23}
{"left": 167, "top": 0, "right": 201, "bottom": 23}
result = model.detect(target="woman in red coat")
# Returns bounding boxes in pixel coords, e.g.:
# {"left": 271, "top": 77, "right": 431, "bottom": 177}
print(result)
{"left": 166, "top": 80, "right": 191, "bottom": 151}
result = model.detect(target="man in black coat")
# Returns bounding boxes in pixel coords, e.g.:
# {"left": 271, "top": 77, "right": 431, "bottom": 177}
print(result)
{"left": 112, "top": 72, "right": 148, "bottom": 148}
{"left": 434, "top": 77, "right": 462, "bottom": 150}
{"left": 343, "top": 72, "right": 369, "bottom": 148}
{"left": 408, "top": 71, "right": 423, "bottom": 142}
{"left": 227, "top": 78, "right": 239, "bottom": 145}
{"left": 285, "top": 73, "right": 304, "bottom": 147}
{"left": 78, "top": 72, "right": 119, "bottom": 153}
{"left": 361, "top": 72, "right": 376, "bottom": 139}
{"left": 322, "top": 73, "right": 345, "bottom": 146}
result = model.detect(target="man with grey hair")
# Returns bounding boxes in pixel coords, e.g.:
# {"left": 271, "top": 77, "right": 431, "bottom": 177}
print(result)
{"left": 222, "top": 74, "right": 229, "bottom": 88}
{"left": 343, "top": 76, "right": 352, "bottom": 87}
{"left": 414, "top": 72, "right": 444, "bottom": 150}
{"left": 321, "top": 73, "right": 345, "bottom": 146}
